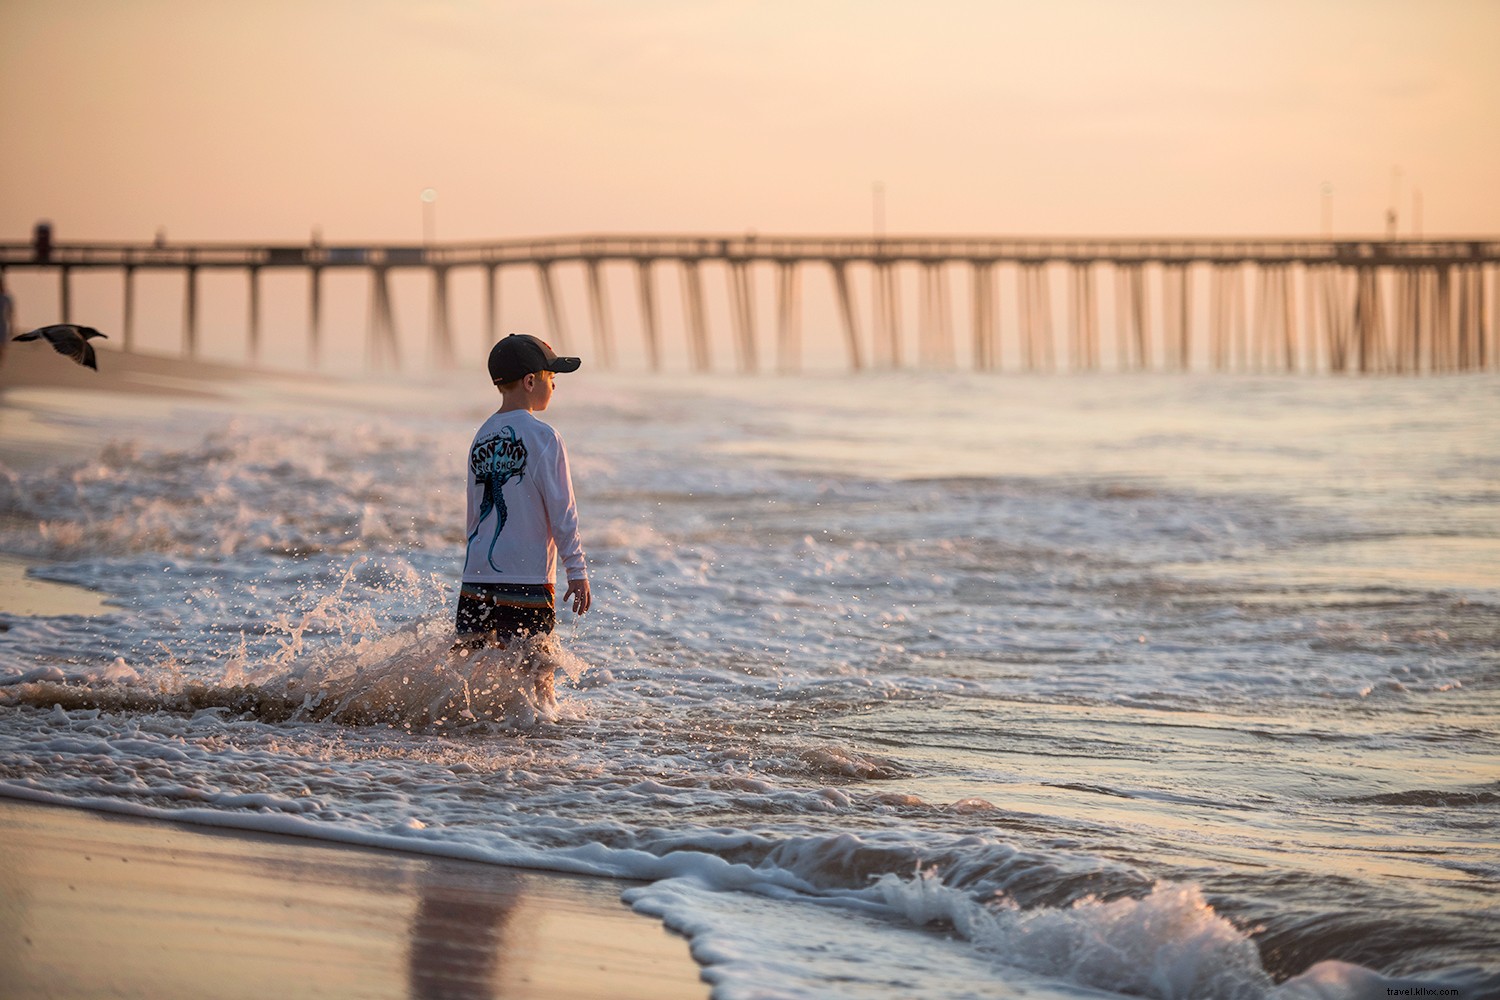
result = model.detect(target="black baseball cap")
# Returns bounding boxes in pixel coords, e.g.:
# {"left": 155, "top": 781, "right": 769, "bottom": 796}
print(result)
{"left": 488, "top": 334, "right": 582, "bottom": 385}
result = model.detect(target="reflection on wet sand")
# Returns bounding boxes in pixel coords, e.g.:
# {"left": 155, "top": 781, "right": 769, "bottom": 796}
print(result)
{"left": 0, "top": 798, "right": 704, "bottom": 1000}
{"left": 409, "top": 861, "right": 519, "bottom": 999}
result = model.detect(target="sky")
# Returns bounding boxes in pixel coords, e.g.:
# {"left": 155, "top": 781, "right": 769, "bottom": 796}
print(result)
{"left": 4, "top": 0, "right": 1499, "bottom": 245}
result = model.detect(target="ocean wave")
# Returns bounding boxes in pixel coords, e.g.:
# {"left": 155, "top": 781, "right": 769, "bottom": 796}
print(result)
{"left": 0, "top": 419, "right": 463, "bottom": 561}
{"left": 625, "top": 865, "right": 1482, "bottom": 1000}
{"left": 1332, "top": 787, "right": 1500, "bottom": 808}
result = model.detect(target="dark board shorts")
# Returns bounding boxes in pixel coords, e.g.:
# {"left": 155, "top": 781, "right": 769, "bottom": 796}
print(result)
{"left": 454, "top": 581, "right": 555, "bottom": 644}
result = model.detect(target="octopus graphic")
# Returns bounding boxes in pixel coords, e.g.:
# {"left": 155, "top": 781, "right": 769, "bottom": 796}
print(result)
{"left": 466, "top": 426, "right": 528, "bottom": 572}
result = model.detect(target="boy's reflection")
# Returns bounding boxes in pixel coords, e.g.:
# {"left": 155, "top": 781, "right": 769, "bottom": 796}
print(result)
{"left": 408, "top": 860, "right": 521, "bottom": 999}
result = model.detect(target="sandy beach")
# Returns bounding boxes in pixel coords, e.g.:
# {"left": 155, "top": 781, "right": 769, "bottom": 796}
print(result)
{"left": 0, "top": 349, "right": 708, "bottom": 1000}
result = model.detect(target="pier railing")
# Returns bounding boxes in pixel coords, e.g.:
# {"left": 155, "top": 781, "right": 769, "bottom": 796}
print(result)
{"left": 3, "top": 234, "right": 1496, "bottom": 374}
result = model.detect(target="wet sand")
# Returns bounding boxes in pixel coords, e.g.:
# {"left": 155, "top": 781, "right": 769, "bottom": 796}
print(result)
{"left": 0, "top": 798, "right": 706, "bottom": 1000}
{"left": 0, "top": 349, "right": 708, "bottom": 999}
{"left": 0, "top": 555, "right": 112, "bottom": 618}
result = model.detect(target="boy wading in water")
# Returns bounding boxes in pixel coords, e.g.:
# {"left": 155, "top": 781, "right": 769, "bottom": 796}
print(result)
{"left": 456, "top": 334, "right": 591, "bottom": 704}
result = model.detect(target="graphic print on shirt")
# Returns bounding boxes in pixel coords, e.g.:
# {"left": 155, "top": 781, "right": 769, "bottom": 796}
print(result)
{"left": 466, "top": 425, "right": 528, "bottom": 572}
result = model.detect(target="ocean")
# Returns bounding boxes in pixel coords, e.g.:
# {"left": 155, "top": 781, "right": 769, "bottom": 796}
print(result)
{"left": 1, "top": 367, "right": 1496, "bottom": 999}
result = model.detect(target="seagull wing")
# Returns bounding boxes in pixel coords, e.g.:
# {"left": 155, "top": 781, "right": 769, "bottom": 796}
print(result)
{"left": 16, "top": 324, "right": 76, "bottom": 342}
{"left": 13, "top": 325, "right": 103, "bottom": 369}
{"left": 41, "top": 327, "right": 97, "bottom": 369}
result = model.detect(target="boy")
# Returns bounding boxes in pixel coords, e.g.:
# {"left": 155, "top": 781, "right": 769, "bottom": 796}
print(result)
{"left": 456, "top": 334, "right": 591, "bottom": 660}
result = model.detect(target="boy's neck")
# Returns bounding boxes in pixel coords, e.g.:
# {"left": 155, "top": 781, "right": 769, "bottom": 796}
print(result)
{"left": 496, "top": 372, "right": 553, "bottom": 413}
{"left": 498, "top": 388, "right": 546, "bottom": 414}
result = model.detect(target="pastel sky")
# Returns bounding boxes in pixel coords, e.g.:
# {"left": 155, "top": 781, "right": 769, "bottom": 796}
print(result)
{"left": 5, "top": 0, "right": 1498, "bottom": 245}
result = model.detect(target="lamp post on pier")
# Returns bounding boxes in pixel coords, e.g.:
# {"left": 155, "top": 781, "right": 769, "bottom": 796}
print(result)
{"left": 421, "top": 188, "right": 438, "bottom": 246}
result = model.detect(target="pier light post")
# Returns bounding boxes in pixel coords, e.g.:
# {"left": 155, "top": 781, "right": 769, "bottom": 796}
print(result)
{"left": 421, "top": 188, "right": 437, "bottom": 246}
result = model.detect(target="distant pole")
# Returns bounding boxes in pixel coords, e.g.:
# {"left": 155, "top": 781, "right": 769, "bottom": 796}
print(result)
{"left": 248, "top": 265, "right": 262, "bottom": 361}
{"left": 60, "top": 265, "right": 72, "bottom": 323}
{"left": 485, "top": 263, "right": 500, "bottom": 347}
{"left": 123, "top": 265, "right": 136, "bottom": 351}
{"left": 1321, "top": 182, "right": 1333, "bottom": 237}
{"left": 184, "top": 265, "right": 199, "bottom": 357}
{"left": 421, "top": 188, "right": 437, "bottom": 246}
{"left": 873, "top": 181, "right": 885, "bottom": 238}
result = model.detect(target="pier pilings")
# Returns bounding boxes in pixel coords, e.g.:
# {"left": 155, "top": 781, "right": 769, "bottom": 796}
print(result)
{"left": 2, "top": 236, "right": 1495, "bottom": 375}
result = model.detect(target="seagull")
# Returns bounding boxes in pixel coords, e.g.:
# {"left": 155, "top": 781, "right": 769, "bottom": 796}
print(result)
{"left": 12, "top": 324, "right": 109, "bottom": 370}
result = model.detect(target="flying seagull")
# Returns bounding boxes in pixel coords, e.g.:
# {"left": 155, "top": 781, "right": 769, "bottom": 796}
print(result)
{"left": 13, "top": 324, "right": 109, "bottom": 370}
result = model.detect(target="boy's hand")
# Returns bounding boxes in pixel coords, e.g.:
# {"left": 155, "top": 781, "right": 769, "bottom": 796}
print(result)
{"left": 564, "top": 578, "right": 591, "bottom": 615}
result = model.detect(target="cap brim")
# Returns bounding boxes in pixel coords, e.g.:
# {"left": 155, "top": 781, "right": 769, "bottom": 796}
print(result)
{"left": 548, "top": 357, "right": 582, "bottom": 373}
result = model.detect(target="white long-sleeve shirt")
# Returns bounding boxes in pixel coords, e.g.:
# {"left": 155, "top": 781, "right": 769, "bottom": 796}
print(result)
{"left": 461, "top": 409, "right": 588, "bottom": 585}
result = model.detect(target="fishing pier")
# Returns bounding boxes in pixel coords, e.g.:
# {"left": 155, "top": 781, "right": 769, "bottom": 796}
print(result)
{"left": 2, "top": 232, "right": 1495, "bottom": 374}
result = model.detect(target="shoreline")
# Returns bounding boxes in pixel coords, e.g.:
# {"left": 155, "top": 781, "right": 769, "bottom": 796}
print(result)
{"left": 0, "top": 554, "right": 112, "bottom": 618}
{"left": 0, "top": 796, "right": 706, "bottom": 1000}
{"left": 0, "top": 347, "right": 316, "bottom": 617}
{"left": 0, "top": 353, "right": 147, "bottom": 618}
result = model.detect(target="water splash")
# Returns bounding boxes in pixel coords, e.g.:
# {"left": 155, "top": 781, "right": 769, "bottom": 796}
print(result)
{"left": 2, "top": 557, "right": 593, "bottom": 731}
{"left": 2, "top": 627, "right": 588, "bottom": 731}
{"left": 873, "top": 878, "right": 1275, "bottom": 1000}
